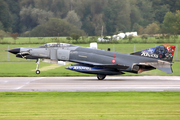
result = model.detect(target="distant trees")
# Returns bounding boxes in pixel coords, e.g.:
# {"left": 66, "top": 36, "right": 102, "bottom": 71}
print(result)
{"left": 130, "top": 3, "right": 141, "bottom": 31}
{"left": 0, "top": 30, "right": 6, "bottom": 41}
{"left": 10, "top": 33, "right": 18, "bottom": 44}
{"left": 143, "top": 23, "right": 160, "bottom": 34}
{"left": 0, "top": 0, "right": 180, "bottom": 36}
{"left": 153, "top": 5, "right": 169, "bottom": 23}
{"left": 103, "top": 0, "right": 131, "bottom": 35}
{"left": 20, "top": 6, "right": 54, "bottom": 32}
{"left": 5, "top": 0, "right": 21, "bottom": 33}
{"left": 29, "top": 18, "right": 85, "bottom": 37}
{"left": 160, "top": 0, "right": 180, "bottom": 13}
{"left": 162, "top": 11, "right": 180, "bottom": 34}
{"left": 0, "top": 0, "right": 12, "bottom": 32}
{"left": 0, "top": 21, "right": 4, "bottom": 30}
{"left": 71, "top": 33, "right": 80, "bottom": 41}
{"left": 65, "top": 10, "right": 82, "bottom": 29}
{"left": 31, "top": 8, "right": 54, "bottom": 25}
{"left": 136, "top": 0, "right": 154, "bottom": 27}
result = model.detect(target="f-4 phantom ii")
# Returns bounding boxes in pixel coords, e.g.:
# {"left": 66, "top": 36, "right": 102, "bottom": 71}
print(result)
{"left": 8, "top": 43, "right": 175, "bottom": 80}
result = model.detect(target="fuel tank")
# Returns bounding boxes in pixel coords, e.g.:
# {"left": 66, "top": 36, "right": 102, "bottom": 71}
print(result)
{"left": 65, "top": 66, "right": 124, "bottom": 75}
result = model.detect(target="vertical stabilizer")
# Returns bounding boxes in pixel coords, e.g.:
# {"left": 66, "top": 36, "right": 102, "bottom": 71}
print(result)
{"left": 131, "top": 44, "right": 176, "bottom": 62}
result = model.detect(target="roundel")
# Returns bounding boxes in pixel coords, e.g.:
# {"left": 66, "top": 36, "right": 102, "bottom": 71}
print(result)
{"left": 112, "top": 59, "right": 116, "bottom": 64}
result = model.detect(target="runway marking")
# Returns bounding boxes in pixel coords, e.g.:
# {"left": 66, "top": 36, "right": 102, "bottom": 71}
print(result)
{"left": 16, "top": 77, "right": 45, "bottom": 90}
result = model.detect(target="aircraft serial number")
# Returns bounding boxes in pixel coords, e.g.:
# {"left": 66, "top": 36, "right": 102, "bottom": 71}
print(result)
{"left": 141, "top": 52, "right": 158, "bottom": 58}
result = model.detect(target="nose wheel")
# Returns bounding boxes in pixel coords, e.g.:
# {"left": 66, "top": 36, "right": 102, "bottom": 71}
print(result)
{"left": 97, "top": 74, "right": 106, "bottom": 80}
{"left": 36, "top": 70, "right": 40, "bottom": 74}
{"left": 36, "top": 59, "right": 40, "bottom": 74}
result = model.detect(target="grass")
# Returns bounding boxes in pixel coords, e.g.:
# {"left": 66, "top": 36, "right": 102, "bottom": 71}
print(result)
{"left": 1, "top": 36, "right": 180, "bottom": 44}
{"left": 0, "top": 62, "right": 95, "bottom": 77}
{"left": 0, "top": 37, "right": 67, "bottom": 44}
{"left": 0, "top": 62, "right": 180, "bottom": 77}
{"left": 0, "top": 91, "right": 180, "bottom": 120}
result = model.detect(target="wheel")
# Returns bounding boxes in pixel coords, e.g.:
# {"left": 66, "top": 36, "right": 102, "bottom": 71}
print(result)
{"left": 36, "top": 70, "right": 40, "bottom": 74}
{"left": 97, "top": 74, "right": 106, "bottom": 80}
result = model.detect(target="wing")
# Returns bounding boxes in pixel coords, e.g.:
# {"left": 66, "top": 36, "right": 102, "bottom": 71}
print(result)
{"left": 70, "top": 60, "right": 129, "bottom": 70}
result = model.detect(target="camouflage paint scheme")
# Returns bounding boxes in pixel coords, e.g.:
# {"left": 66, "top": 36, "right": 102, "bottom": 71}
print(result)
{"left": 8, "top": 43, "right": 176, "bottom": 80}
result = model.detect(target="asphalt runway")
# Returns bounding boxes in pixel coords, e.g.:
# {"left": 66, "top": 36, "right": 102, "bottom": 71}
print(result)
{"left": 0, "top": 76, "right": 180, "bottom": 91}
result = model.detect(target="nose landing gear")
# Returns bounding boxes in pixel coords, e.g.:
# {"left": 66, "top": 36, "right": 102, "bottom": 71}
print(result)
{"left": 36, "top": 70, "right": 40, "bottom": 74}
{"left": 36, "top": 59, "right": 40, "bottom": 74}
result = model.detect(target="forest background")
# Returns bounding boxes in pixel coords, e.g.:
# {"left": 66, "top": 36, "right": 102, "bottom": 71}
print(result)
{"left": 0, "top": 0, "right": 180, "bottom": 38}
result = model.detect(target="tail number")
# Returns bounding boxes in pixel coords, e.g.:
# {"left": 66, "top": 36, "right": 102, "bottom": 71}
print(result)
{"left": 141, "top": 52, "right": 158, "bottom": 58}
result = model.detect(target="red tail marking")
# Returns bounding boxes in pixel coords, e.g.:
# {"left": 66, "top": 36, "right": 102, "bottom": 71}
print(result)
{"left": 163, "top": 44, "right": 176, "bottom": 56}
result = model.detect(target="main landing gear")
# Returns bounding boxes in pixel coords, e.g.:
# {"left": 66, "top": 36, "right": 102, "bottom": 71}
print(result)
{"left": 97, "top": 74, "right": 106, "bottom": 80}
{"left": 36, "top": 59, "right": 40, "bottom": 74}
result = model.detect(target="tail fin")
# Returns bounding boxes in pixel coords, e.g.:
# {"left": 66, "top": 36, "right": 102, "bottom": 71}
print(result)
{"left": 131, "top": 44, "right": 176, "bottom": 62}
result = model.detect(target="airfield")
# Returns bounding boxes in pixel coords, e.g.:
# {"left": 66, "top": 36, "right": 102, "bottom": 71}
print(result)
{"left": 1, "top": 44, "right": 180, "bottom": 119}
{"left": 0, "top": 76, "right": 180, "bottom": 91}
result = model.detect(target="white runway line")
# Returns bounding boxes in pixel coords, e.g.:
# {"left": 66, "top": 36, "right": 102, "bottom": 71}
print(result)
{"left": 16, "top": 77, "right": 45, "bottom": 90}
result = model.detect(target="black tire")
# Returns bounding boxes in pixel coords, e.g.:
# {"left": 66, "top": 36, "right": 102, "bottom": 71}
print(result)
{"left": 97, "top": 74, "right": 106, "bottom": 80}
{"left": 36, "top": 70, "right": 40, "bottom": 74}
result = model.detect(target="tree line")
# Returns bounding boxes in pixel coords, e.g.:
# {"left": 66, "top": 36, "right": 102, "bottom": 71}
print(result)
{"left": 0, "top": 0, "right": 180, "bottom": 37}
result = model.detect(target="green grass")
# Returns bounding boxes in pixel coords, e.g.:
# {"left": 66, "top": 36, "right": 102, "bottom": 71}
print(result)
{"left": 0, "top": 62, "right": 91, "bottom": 77}
{"left": 0, "top": 91, "right": 180, "bottom": 120}
{"left": 0, "top": 37, "right": 67, "bottom": 44}
{"left": 0, "top": 62, "right": 180, "bottom": 77}
{"left": 1, "top": 36, "right": 180, "bottom": 44}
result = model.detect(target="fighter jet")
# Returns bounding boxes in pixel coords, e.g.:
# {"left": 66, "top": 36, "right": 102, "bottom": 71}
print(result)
{"left": 8, "top": 43, "right": 175, "bottom": 80}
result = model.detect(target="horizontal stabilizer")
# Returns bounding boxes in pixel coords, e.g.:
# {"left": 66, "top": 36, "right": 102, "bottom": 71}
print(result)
{"left": 154, "top": 66, "right": 172, "bottom": 74}
{"left": 139, "top": 60, "right": 173, "bottom": 73}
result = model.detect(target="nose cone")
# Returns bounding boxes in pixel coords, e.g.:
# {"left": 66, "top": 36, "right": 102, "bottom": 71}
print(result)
{"left": 8, "top": 48, "right": 20, "bottom": 54}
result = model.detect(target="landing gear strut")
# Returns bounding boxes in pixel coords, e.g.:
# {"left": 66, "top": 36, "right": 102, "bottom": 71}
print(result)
{"left": 36, "top": 59, "right": 40, "bottom": 74}
{"left": 97, "top": 74, "right": 106, "bottom": 80}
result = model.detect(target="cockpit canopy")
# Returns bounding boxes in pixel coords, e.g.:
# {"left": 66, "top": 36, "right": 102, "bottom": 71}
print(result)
{"left": 39, "top": 43, "right": 75, "bottom": 48}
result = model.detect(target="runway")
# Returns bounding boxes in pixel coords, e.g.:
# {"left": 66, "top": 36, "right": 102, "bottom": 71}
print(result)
{"left": 0, "top": 76, "right": 180, "bottom": 91}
